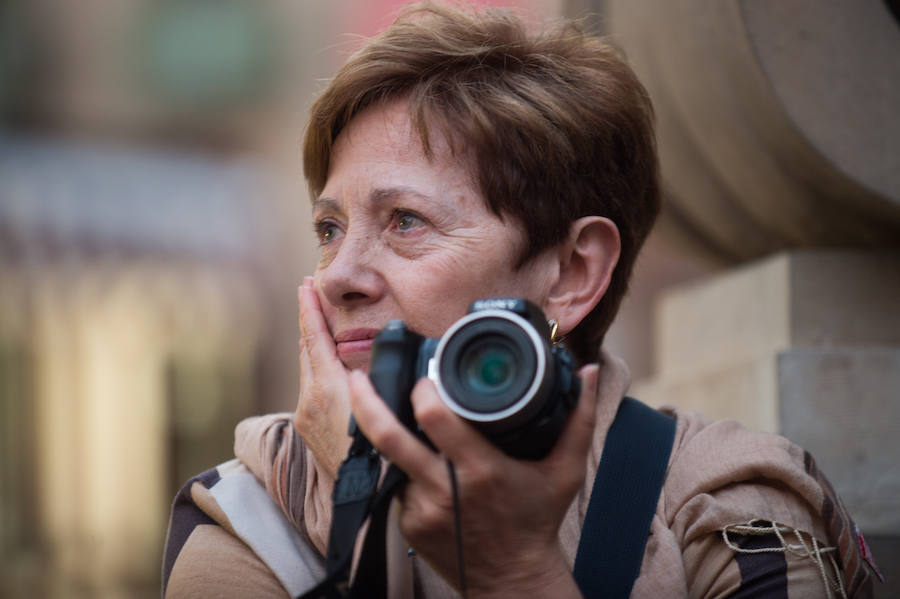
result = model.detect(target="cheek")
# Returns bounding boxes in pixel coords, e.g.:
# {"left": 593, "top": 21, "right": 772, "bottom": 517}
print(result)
{"left": 397, "top": 281, "right": 472, "bottom": 338}
{"left": 394, "top": 255, "right": 517, "bottom": 336}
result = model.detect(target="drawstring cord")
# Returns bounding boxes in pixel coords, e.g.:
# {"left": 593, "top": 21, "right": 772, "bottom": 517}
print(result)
{"left": 722, "top": 520, "right": 847, "bottom": 599}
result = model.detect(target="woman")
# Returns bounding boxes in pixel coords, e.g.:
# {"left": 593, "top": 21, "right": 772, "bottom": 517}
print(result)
{"left": 162, "top": 3, "right": 878, "bottom": 598}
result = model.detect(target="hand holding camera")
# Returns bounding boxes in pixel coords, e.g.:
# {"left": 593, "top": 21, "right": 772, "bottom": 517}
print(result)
{"left": 346, "top": 330, "right": 598, "bottom": 599}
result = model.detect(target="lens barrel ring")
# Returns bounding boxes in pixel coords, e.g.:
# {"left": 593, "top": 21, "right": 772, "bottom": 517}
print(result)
{"left": 439, "top": 318, "right": 535, "bottom": 412}
{"left": 429, "top": 309, "right": 551, "bottom": 431}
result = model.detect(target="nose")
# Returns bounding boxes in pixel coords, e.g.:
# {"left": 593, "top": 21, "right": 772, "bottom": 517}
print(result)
{"left": 317, "top": 231, "right": 385, "bottom": 308}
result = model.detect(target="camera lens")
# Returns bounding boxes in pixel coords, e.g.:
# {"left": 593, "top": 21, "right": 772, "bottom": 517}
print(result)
{"left": 438, "top": 317, "right": 537, "bottom": 414}
{"left": 461, "top": 340, "right": 517, "bottom": 395}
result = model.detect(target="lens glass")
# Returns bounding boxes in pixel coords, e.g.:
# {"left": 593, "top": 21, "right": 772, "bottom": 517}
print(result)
{"left": 462, "top": 343, "right": 516, "bottom": 395}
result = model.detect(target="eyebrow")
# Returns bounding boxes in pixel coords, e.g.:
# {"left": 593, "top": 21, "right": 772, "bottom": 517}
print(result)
{"left": 371, "top": 186, "right": 432, "bottom": 204}
{"left": 311, "top": 197, "right": 340, "bottom": 214}
{"left": 312, "top": 186, "right": 434, "bottom": 213}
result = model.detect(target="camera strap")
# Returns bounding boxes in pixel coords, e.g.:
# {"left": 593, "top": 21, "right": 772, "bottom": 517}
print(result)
{"left": 297, "top": 432, "right": 408, "bottom": 599}
{"left": 350, "top": 464, "right": 408, "bottom": 597}
{"left": 573, "top": 396, "right": 676, "bottom": 598}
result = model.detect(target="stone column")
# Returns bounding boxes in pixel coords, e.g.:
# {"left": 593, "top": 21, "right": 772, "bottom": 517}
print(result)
{"left": 633, "top": 251, "right": 900, "bottom": 596}
{"left": 587, "top": 0, "right": 900, "bottom": 593}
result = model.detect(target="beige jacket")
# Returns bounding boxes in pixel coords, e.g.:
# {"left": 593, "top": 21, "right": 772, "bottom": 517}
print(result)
{"left": 163, "top": 352, "right": 879, "bottom": 598}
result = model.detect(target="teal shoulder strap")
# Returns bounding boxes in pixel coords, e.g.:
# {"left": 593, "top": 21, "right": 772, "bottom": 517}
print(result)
{"left": 573, "top": 397, "right": 676, "bottom": 598}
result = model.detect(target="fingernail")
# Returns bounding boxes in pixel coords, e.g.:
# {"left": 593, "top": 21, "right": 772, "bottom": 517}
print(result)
{"left": 298, "top": 277, "right": 314, "bottom": 300}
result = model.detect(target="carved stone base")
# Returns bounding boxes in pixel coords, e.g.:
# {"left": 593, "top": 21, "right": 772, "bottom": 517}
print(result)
{"left": 633, "top": 250, "right": 900, "bottom": 592}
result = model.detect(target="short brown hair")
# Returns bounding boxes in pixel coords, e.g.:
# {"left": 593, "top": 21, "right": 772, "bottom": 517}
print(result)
{"left": 303, "top": 1, "right": 660, "bottom": 364}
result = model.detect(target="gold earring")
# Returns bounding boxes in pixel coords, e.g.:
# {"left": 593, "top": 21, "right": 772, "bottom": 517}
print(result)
{"left": 548, "top": 319, "right": 561, "bottom": 345}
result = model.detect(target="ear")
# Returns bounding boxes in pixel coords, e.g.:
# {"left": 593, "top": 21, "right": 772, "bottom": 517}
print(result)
{"left": 543, "top": 216, "right": 620, "bottom": 337}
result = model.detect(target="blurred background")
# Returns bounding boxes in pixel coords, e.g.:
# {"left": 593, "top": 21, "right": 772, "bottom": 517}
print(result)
{"left": 1, "top": 0, "right": 897, "bottom": 597}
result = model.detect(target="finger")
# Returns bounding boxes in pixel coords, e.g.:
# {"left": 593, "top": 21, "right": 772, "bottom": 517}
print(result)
{"left": 409, "top": 377, "right": 508, "bottom": 468}
{"left": 298, "top": 278, "right": 340, "bottom": 368}
{"left": 297, "top": 275, "right": 315, "bottom": 332}
{"left": 544, "top": 363, "right": 599, "bottom": 469}
{"left": 298, "top": 338, "right": 312, "bottom": 378}
{"left": 348, "top": 370, "right": 444, "bottom": 484}
{"left": 298, "top": 277, "right": 326, "bottom": 340}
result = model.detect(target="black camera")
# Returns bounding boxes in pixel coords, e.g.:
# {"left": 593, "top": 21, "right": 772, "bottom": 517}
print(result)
{"left": 367, "top": 298, "right": 580, "bottom": 460}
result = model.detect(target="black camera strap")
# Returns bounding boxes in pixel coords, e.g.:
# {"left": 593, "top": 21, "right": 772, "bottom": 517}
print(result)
{"left": 297, "top": 431, "right": 408, "bottom": 599}
{"left": 351, "top": 464, "right": 408, "bottom": 597}
{"left": 573, "top": 397, "right": 676, "bottom": 598}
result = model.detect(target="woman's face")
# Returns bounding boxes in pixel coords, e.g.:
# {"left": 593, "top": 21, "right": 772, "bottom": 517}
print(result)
{"left": 312, "top": 100, "right": 557, "bottom": 371}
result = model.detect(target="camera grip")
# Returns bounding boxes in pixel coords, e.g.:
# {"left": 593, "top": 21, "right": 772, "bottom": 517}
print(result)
{"left": 368, "top": 321, "right": 424, "bottom": 433}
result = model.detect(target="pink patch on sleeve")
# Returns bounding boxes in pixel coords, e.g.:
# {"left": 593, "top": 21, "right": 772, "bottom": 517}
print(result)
{"left": 856, "top": 524, "right": 885, "bottom": 583}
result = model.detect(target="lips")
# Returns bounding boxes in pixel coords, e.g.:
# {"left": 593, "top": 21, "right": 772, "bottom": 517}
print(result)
{"left": 333, "top": 328, "right": 379, "bottom": 359}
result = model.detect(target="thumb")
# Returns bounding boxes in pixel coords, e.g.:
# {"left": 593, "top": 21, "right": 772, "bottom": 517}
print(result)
{"left": 545, "top": 363, "right": 599, "bottom": 467}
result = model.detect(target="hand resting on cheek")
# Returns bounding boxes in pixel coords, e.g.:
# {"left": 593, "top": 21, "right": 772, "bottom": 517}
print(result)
{"left": 294, "top": 276, "right": 353, "bottom": 479}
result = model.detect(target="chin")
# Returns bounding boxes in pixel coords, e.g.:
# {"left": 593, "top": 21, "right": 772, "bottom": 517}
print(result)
{"left": 339, "top": 353, "right": 371, "bottom": 373}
